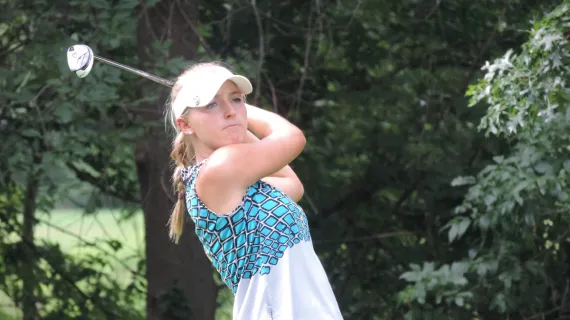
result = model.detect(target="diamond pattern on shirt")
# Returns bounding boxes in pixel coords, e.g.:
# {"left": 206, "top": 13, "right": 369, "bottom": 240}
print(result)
{"left": 182, "top": 163, "right": 311, "bottom": 294}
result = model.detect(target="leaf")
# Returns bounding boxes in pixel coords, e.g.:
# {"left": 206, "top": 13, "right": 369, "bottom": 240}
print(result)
{"left": 451, "top": 176, "right": 476, "bottom": 187}
{"left": 534, "top": 162, "right": 553, "bottom": 174}
{"left": 456, "top": 219, "right": 471, "bottom": 240}
{"left": 115, "top": 0, "right": 138, "bottom": 10}
{"left": 455, "top": 296, "right": 464, "bottom": 307}
{"left": 563, "top": 160, "right": 570, "bottom": 173}
{"left": 512, "top": 180, "right": 531, "bottom": 205}
{"left": 448, "top": 224, "right": 458, "bottom": 243}
{"left": 447, "top": 218, "right": 472, "bottom": 243}
{"left": 54, "top": 103, "right": 74, "bottom": 123}
{"left": 106, "top": 239, "right": 123, "bottom": 252}
{"left": 70, "top": 160, "right": 101, "bottom": 178}
{"left": 536, "top": 33, "right": 563, "bottom": 51}
{"left": 90, "top": 0, "right": 110, "bottom": 9}
{"left": 451, "top": 261, "right": 470, "bottom": 275}
{"left": 399, "top": 271, "right": 418, "bottom": 282}
{"left": 493, "top": 155, "right": 505, "bottom": 164}
{"left": 479, "top": 215, "right": 490, "bottom": 230}
{"left": 21, "top": 128, "right": 40, "bottom": 137}
{"left": 436, "top": 294, "right": 442, "bottom": 304}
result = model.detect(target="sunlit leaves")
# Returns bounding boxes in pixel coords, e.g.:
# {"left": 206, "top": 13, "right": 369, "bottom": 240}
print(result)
{"left": 0, "top": 0, "right": 149, "bottom": 318}
{"left": 467, "top": 4, "right": 570, "bottom": 137}
{"left": 399, "top": 261, "right": 472, "bottom": 307}
{"left": 400, "top": 1, "right": 570, "bottom": 317}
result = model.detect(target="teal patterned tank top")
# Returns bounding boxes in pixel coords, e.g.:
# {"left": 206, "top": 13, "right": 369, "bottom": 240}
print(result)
{"left": 181, "top": 159, "right": 312, "bottom": 294}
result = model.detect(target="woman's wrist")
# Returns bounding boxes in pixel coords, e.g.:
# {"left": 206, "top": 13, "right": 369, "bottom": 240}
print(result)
{"left": 245, "top": 104, "right": 272, "bottom": 138}
{"left": 245, "top": 103, "right": 300, "bottom": 140}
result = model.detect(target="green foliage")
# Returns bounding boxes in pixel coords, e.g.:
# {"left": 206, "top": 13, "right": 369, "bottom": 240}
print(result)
{"left": 0, "top": 0, "right": 150, "bottom": 317}
{"left": 468, "top": 2, "right": 570, "bottom": 137}
{"left": 197, "top": 0, "right": 564, "bottom": 318}
{"left": 2, "top": 0, "right": 568, "bottom": 318}
{"left": 400, "top": 2, "right": 570, "bottom": 319}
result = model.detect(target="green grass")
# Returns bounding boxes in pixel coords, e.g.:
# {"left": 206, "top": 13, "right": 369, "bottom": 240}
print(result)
{"left": 0, "top": 291, "right": 19, "bottom": 320}
{"left": 0, "top": 308, "right": 18, "bottom": 320}
{"left": 2, "top": 208, "right": 233, "bottom": 319}
{"left": 35, "top": 208, "right": 145, "bottom": 266}
{"left": 2, "top": 208, "right": 146, "bottom": 319}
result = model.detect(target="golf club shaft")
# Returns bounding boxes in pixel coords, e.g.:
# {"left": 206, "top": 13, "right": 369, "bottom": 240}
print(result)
{"left": 94, "top": 55, "right": 174, "bottom": 87}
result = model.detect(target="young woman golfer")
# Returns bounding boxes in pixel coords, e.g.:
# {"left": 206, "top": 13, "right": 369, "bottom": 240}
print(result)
{"left": 167, "top": 62, "right": 343, "bottom": 320}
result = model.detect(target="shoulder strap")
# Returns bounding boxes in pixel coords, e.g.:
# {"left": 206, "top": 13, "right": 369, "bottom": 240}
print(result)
{"left": 181, "top": 159, "right": 207, "bottom": 191}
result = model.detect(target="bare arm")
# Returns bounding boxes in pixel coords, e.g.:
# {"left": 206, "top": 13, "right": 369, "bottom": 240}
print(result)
{"left": 197, "top": 104, "right": 306, "bottom": 213}
{"left": 246, "top": 130, "right": 304, "bottom": 201}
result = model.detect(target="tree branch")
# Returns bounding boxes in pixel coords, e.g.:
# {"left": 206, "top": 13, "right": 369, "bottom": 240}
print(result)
{"left": 175, "top": 0, "right": 215, "bottom": 57}
{"left": 315, "top": 231, "right": 412, "bottom": 245}
{"left": 0, "top": 210, "right": 121, "bottom": 318}
{"left": 251, "top": 0, "right": 265, "bottom": 106}
{"left": 34, "top": 216, "right": 145, "bottom": 281}
{"left": 66, "top": 162, "right": 140, "bottom": 204}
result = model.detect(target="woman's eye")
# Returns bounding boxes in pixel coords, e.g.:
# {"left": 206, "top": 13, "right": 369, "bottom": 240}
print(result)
{"left": 232, "top": 97, "right": 243, "bottom": 103}
{"left": 206, "top": 102, "right": 217, "bottom": 108}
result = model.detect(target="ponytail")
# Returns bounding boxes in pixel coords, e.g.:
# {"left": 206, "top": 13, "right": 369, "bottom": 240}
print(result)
{"left": 166, "top": 61, "right": 226, "bottom": 243}
{"left": 168, "top": 132, "right": 194, "bottom": 243}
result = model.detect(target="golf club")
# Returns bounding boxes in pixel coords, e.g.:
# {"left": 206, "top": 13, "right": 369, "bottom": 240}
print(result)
{"left": 66, "top": 44, "right": 174, "bottom": 87}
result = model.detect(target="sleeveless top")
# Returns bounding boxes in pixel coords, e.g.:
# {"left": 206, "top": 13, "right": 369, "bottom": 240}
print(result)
{"left": 181, "top": 159, "right": 343, "bottom": 320}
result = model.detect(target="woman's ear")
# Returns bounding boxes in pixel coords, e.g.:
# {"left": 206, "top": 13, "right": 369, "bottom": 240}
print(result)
{"left": 175, "top": 117, "right": 193, "bottom": 135}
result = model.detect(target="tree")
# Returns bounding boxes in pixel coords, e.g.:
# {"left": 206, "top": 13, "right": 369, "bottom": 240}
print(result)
{"left": 135, "top": 1, "right": 217, "bottom": 319}
{"left": 1, "top": 0, "right": 148, "bottom": 318}
{"left": 400, "top": 1, "right": 570, "bottom": 319}
{"left": 1, "top": 0, "right": 564, "bottom": 318}
{"left": 193, "top": 0, "right": 560, "bottom": 318}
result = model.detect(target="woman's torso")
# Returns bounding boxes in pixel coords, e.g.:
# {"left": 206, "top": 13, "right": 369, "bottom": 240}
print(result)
{"left": 182, "top": 160, "right": 343, "bottom": 319}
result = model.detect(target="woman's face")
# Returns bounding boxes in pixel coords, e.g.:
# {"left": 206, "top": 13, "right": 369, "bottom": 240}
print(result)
{"left": 176, "top": 80, "right": 248, "bottom": 152}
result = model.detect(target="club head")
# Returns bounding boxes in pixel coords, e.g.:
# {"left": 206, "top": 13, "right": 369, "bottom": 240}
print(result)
{"left": 67, "top": 44, "right": 94, "bottom": 78}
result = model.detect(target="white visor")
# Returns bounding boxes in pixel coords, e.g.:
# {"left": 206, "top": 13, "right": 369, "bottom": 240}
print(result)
{"left": 171, "top": 66, "right": 253, "bottom": 118}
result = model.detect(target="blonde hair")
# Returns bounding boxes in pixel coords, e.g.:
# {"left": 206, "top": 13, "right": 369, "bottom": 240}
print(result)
{"left": 166, "top": 61, "right": 232, "bottom": 243}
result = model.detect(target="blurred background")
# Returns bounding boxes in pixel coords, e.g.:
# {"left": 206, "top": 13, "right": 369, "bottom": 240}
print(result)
{"left": 2, "top": 0, "right": 570, "bottom": 319}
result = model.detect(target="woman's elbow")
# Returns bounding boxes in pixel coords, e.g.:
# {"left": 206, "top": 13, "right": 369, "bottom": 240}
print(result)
{"left": 292, "top": 128, "right": 307, "bottom": 154}
{"left": 293, "top": 180, "right": 305, "bottom": 202}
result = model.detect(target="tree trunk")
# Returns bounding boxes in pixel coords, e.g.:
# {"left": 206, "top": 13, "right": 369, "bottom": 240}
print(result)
{"left": 135, "top": 1, "right": 217, "bottom": 319}
{"left": 22, "top": 151, "right": 41, "bottom": 320}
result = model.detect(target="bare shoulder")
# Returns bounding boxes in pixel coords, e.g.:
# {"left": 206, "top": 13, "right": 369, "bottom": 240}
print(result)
{"left": 194, "top": 150, "right": 246, "bottom": 214}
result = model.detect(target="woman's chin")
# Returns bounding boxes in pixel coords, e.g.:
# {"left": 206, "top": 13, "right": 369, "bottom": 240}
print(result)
{"left": 229, "top": 129, "right": 247, "bottom": 143}
{"left": 229, "top": 136, "right": 246, "bottom": 144}
{"left": 220, "top": 133, "right": 247, "bottom": 146}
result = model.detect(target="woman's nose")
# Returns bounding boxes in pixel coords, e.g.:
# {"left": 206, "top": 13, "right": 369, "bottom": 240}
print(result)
{"left": 222, "top": 101, "right": 236, "bottom": 118}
